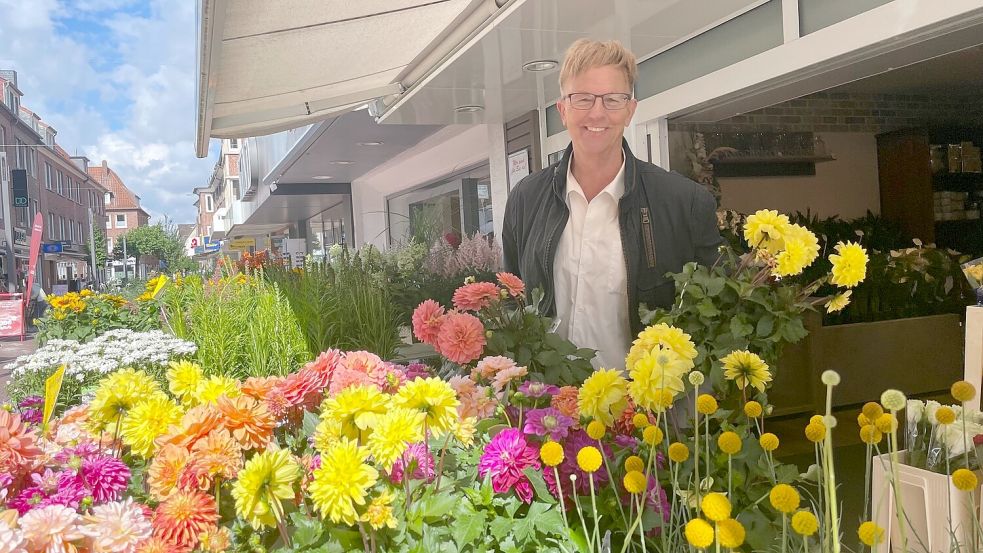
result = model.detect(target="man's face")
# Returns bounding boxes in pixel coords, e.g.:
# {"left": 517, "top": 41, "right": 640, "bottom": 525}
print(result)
{"left": 557, "top": 64, "right": 637, "bottom": 158}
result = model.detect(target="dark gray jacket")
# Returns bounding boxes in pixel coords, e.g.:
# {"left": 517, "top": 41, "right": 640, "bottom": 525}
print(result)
{"left": 502, "top": 139, "right": 722, "bottom": 336}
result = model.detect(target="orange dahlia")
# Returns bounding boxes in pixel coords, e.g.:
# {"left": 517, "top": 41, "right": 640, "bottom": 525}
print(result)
{"left": 197, "top": 524, "right": 231, "bottom": 553}
{"left": 216, "top": 395, "right": 275, "bottom": 451}
{"left": 551, "top": 386, "right": 581, "bottom": 419}
{"left": 241, "top": 376, "right": 280, "bottom": 400}
{"left": 147, "top": 444, "right": 191, "bottom": 501}
{"left": 156, "top": 404, "right": 223, "bottom": 451}
{"left": 152, "top": 489, "right": 218, "bottom": 550}
{"left": 0, "top": 410, "right": 42, "bottom": 475}
{"left": 136, "top": 536, "right": 188, "bottom": 553}
{"left": 190, "top": 428, "right": 243, "bottom": 479}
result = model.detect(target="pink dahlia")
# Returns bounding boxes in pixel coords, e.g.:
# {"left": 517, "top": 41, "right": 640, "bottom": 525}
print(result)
{"left": 435, "top": 312, "right": 486, "bottom": 365}
{"left": 492, "top": 365, "right": 528, "bottom": 393}
{"left": 522, "top": 408, "right": 575, "bottom": 441}
{"left": 473, "top": 355, "right": 517, "bottom": 380}
{"left": 81, "top": 498, "right": 153, "bottom": 553}
{"left": 452, "top": 281, "right": 501, "bottom": 312}
{"left": 18, "top": 504, "right": 84, "bottom": 553}
{"left": 411, "top": 299, "right": 446, "bottom": 345}
{"left": 496, "top": 272, "right": 526, "bottom": 298}
{"left": 80, "top": 455, "right": 131, "bottom": 503}
{"left": 478, "top": 428, "right": 540, "bottom": 503}
{"left": 518, "top": 381, "right": 560, "bottom": 398}
{"left": 389, "top": 443, "right": 435, "bottom": 485}
{"left": 0, "top": 410, "right": 42, "bottom": 476}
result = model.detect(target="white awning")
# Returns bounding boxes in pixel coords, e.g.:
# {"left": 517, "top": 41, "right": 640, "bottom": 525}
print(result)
{"left": 195, "top": 0, "right": 512, "bottom": 157}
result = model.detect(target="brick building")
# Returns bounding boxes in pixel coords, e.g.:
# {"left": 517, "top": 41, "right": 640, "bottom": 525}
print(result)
{"left": 88, "top": 160, "right": 150, "bottom": 280}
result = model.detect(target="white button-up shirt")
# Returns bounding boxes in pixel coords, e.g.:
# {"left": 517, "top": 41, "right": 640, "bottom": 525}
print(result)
{"left": 553, "top": 158, "right": 631, "bottom": 370}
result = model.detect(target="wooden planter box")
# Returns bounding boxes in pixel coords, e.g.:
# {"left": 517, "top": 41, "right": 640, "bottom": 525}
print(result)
{"left": 771, "top": 313, "right": 964, "bottom": 416}
{"left": 871, "top": 451, "right": 983, "bottom": 552}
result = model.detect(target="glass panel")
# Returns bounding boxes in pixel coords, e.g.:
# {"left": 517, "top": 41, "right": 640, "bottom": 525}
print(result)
{"left": 635, "top": 0, "right": 783, "bottom": 99}
{"left": 545, "top": 104, "right": 564, "bottom": 136}
{"left": 386, "top": 164, "right": 491, "bottom": 246}
{"left": 799, "top": 0, "right": 892, "bottom": 35}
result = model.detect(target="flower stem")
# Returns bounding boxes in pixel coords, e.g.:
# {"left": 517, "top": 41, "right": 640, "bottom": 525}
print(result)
{"left": 589, "top": 474, "right": 601, "bottom": 551}
{"left": 554, "top": 466, "right": 568, "bottom": 529}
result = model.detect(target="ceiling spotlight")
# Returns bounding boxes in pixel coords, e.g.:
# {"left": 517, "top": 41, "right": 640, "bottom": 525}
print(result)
{"left": 357, "top": 141, "right": 384, "bottom": 146}
{"left": 311, "top": 175, "right": 333, "bottom": 180}
{"left": 328, "top": 160, "right": 355, "bottom": 165}
{"left": 455, "top": 105, "right": 484, "bottom": 113}
{"left": 522, "top": 59, "right": 558, "bottom": 72}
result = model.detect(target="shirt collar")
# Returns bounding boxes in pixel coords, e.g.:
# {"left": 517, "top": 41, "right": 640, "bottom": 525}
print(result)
{"left": 566, "top": 155, "right": 626, "bottom": 203}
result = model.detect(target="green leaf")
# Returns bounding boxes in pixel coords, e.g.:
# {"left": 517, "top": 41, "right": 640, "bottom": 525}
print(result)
{"left": 513, "top": 502, "right": 551, "bottom": 542}
{"left": 534, "top": 508, "right": 566, "bottom": 537}
{"left": 522, "top": 467, "right": 556, "bottom": 504}
{"left": 729, "top": 317, "right": 753, "bottom": 338}
{"left": 289, "top": 512, "right": 323, "bottom": 548}
{"left": 451, "top": 505, "right": 486, "bottom": 549}
{"left": 489, "top": 516, "right": 513, "bottom": 539}
{"left": 535, "top": 350, "right": 562, "bottom": 367}
{"left": 755, "top": 314, "right": 775, "bottom": 337}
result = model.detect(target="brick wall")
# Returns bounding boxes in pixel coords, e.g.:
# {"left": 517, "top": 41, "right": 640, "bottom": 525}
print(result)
{"left": 670, "top": 92, "right": 983, "bottom": 134}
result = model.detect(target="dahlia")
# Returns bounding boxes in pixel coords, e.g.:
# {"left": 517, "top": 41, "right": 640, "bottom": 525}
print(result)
{"left": 81, "top": 498, "right": 152, "bottom": 553}
{"left": 360, "top": 489, "right": 398, "bottom": 530}
{"left": 523, "top": 408, "right": 575, "bottom": 441}
{"left": 121, "top": 395, "right": 183, "bottom": 458}
{"left": 478, "top": 428, "right": 541, "bottom": 503}
{"left": 0, "top": 520, "right": 26, "bottom": 552}
{"left": 435, "top": 311, "right": 486, "bottom": 365}
{"left": 17, "top": 395, "right": 43, "bottom": 426}
{"left": 189, "top": 428, "right": 243, "bottom": 480}
{"left": 411, "top": 299, "right": 445, "bottom": 345}
{"left": 232, "top": 448, "right": 300, "bottom": 529}
{"left": 197, "top": 525, "right": 232, "bottom": 553}
{"left": 166, "top": 360, "right": 204, "bottom": 403}
{"left": 367, "top": 407, "right": 425, "bottom": 471}
{"left": 88, "top": 368, "right": 164, "bottom": 432}
{"left": 240, "top": 376, "right": 279, "bottom": 400}
{"left": 391, "top": 377, "right": 460, "bottom": 438}
{"left": 192, "top": 375, "right": 240, "bottom": 405}
{"left": 80, "top": 455, "right": 130, "bottom": 502}
{"left": 216, "top": 395, "right": 275, "bottom": 451}
{"left": 155, "top": 404, "right": 223, "bottom": 451}
{"left": 152, "top": 489, "right": 218, "bottom": 550}
{"left": 309, "top": 438, "right": 378, "bottom": 526}
{"left": 496, "top": 272, "right": 525, "bottom": 298}
{"left": 551, "top": 386, "right": 581, "bottom": 419}
{"left": 492, "top": 365, "right": 528, "bottom": 393}
{"left": 19, "top": 504, "right": 84, "bottom": 553}
{"left": 473, "top": 355, "right": 517, "bottom": 380}
{"left": 319, "top": 385, "right": 390, "bottom": 441}
{"left": 146, "top": 444, "right": 191, "bottom": 501}
{"left": 518, "top": 381, "right": 560, "bottom": 398}
{"left": 452, "top": 281, "right": 501, "bottom": 311}
{"left": 578, "top": 368, "right": 629, "bottom": 426}
{"left": 0, "top": 410, "right": 42, "bottom": 475}
{"left": 389, "top": 442, "right": 435, "bottom": 485}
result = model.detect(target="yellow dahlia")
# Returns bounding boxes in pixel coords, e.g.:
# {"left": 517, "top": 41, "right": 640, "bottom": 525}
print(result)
{"left": 578, "top": 368, "right": 629, "bottom": 426}
{"left": 829, "top": 241, "right": 868, "bottom": 288}
{"left": 360, "top": 490, "right": 398, "bottom": 530}
{"left": 366, "top": 407, "right": 425, "bottom": 471}
{"left": 167, "top": 360, "right": 204, "bottom": 403}
{"left": 321, "top": 385, "right": 390, "bottom": 441}
{"left": 309, "top": 438, "right": 379, "bottom": 525}
{"left": 743, "top": 209, "right": 790, "bottom": 253}
{"left": 120, "top": 395, "right": 182, "bottom": 458}
{"left": 825, "top": 290, "right": 852, "bottom": 313}
{"left": 231, "top": 448, "right": 300, "bottom": 529}
{"left": 193, "top": 375, "right": 241, "bottom": 405}
{"left": 391, "top": 377, "right": 460, "bottom": 438}
{"left": 628, "top": 346, "right": 691, "bottom": 408}
{"left": 721, "top": 350, "right": 772, "bottom": 393}
{"left": 626, "top": 323, "right": 698, "bottom": 371}
{"left": 774, "top": 232, "right": 810, "bottom": 277}
{"left": 88, "top": 368, "right": 163, "bottom": 431}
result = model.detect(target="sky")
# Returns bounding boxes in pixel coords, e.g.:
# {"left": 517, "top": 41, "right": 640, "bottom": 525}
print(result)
{"left": 0, "top": 0, "right": 218, "bottom": 224}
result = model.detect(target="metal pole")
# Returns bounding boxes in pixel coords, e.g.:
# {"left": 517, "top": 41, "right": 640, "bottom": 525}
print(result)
{"left": 122, "top": 235, "right": 127, "bottom": 283}
{"left": 0, "top": 153, "right": 15, "bottom": 292}
{"left": 87, "top": 207, "right": 98, "bottom": 288}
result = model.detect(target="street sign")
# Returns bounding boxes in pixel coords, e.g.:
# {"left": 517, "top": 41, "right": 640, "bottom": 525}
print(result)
{"left": 42, "top": 243, "right": 63, "bottom": 253}
{"left": 190, "top": 237, "right": 198, "bottom": 248}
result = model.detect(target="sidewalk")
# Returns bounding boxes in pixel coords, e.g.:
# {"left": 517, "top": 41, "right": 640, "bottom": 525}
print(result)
{"left": 0, "top": 334, "right": 38, "bottom": 401}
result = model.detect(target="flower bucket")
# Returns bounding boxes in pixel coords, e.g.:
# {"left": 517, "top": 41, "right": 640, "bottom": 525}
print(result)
{"left": 871, "top": 451, "right": 983, "bottom": 552}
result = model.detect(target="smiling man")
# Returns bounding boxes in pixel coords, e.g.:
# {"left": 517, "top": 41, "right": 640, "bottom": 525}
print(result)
{"left": 502, "top": 39, "right": 722, "bottom": 370}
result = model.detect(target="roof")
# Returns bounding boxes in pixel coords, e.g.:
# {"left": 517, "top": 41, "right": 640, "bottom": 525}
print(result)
{"left": 88, "top": 161, "right": 150, "bottom": 216}
{"left": 176, "top": 223, "right": 196, "bottom": 242}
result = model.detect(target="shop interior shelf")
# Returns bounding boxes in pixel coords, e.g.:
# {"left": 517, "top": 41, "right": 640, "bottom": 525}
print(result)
{"left": 710, "top": 154, "right": 836, "bottom": 164}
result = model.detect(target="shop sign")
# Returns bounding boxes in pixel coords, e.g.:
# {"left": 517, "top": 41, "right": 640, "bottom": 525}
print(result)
{"left": 507, "top": 148, "right": 530, "bottom": 191}
{"left": 42, "top": 243, "right": 63, "bottom": 253}
{"left": 0, "top": 296, "right": 23, "bottom": 337}
{"left": 229, "top": 237, "right": 256, "bottom": 250}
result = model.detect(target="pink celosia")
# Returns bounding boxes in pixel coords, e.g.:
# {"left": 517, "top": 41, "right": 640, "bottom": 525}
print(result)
{"left": 80, "top": 455, "right": 131, "bottom": 503}
{"left": 389, "top": 443, "right": 435, "bottom": 485}
{"left": 81, "top": 498, "right": 153, "bottom": 553}
{"left": 411, "top": 299, "right": 445, "bottom": 345}
{"left": 18, "top": 504, "right": 84, "bottom": 553}
{"left": 478, "top": 428, "right": 540, "bottom": 503}
{"left": 435, "top": 312, "right": 486, "bottom": 365}
{"left": 496, "top": 272, "right": 526, "bottom": 298}
{"left": 452, "top": 282, "right": 501, "bottom": 312}
{"left": 473, "top": 355, "right": 517, "bottom": 380}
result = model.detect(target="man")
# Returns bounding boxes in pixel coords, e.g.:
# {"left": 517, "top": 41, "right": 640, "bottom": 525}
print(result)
{"left": 502, "top": 39, "right": 722, "bottom": 370}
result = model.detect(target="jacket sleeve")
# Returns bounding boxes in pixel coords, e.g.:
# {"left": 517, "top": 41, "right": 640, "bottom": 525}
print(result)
{"left": 502, "top": 190, "right": 521, "bottom": 276}
{"left": 690, "top": 187, "right": 723, "bottom": 268}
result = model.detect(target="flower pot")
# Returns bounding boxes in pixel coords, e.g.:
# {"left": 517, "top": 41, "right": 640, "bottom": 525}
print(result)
{"left": 871, "top": 451, "right": 982, "bottom": 552}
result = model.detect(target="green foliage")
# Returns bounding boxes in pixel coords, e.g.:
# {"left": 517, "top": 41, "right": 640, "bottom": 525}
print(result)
{"left": 113, "top": 221, "right": 196, "bottom": 274}
{"left": 84, "top": 225, "right": 109, "bottom": 266}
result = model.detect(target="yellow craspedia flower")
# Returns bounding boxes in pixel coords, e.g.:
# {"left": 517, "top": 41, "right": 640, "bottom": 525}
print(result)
{"left": 716, "top": 518, "right": 746, "bottom": 549}
{"left": 936, "top": 406, "right": 956, "bottom": 425}
{"left": 360, "top": 490, "right": 398, "bottom": 530}
{"left": 652, "top": 388, "right": 676, "bottom": 412}
{"left": 166, "top": 360, "right": 203, "bottom": 402}
{"left": 309, "top": 438, "right": 379, "bottom": 525}
{"left": 540, "top": 441, "right": 564, "bottom": 467}
{"left": 862, "top": 402, "right": 884, "bottom": 421}
{"left": 194, "top": 375, "right": 241, "bottom": 404}
{"left": 578, "top": 368, "right": 629, "bottom": 427}
{"left": 623, "top": 471, "right": 647, "bottom": 495}
{"left": 769, "top": 484, "right": 800, "bottom": 513}
{"left": 791, "top": 510, "right": 819, "bottom": 536}
{"left": 701, "top": 492, "right": 731, "bottom": 522}
{"left": 858, "top": 521, "right": 885, "bottom": 546}
{"left": 804, "top": 422, "right": 826, "bottom": 443}
{"left": 718, "top": 431, "right": 742, "bottom": 455}
{"left": 632, "top": 413, "right": 650, "bottom": 429}
{"left": 576, "top": 446, "right": 602, "bottom": 473}
{"left": 232, "top": 448, "right": 301, "bottom": 529}
{"left": 952, "top": 380, "right": 978, "bottom": 403}
{"left": 874, "top": 413, "right": 897, "bottom": 433}
{"left": 366, "top": 407, "right": 425, "bottom": 471}
{"left": 88, "top": 368, "right": 164, "bottom": 431}
{"left": 685, "top": 518, "right": 715, "bottom": 549}
{"left": 120, "top": 395, "right": 182, "bottom": 458}
{"left": 857, "top": 413, "right": 871, "bottom": 427}
{"left": 624, "top": 455, "right": 644, "bottom": 473}
{"left": 322, "top": 385, "right": 390, "bottom": 442}
{"left": 744, "top": 401, "right": 763, "bottom": 418}
{"left": 628, "top": 347, "right": 690, "bottom": 408}
{"left": 642, "top": 425, "right": 663, "bottom": 446}
{"left": 829, "top": 241, "right": 868, "bottom": 288}
{"left": 744, "top": 209, "right": 790, "bottom": 253}
{"left": 860, "top": 424, "right": 883, "bottom": 445}
{"left": 809, "top": 415, "right": 824, "bottom": 425}
{"left": 759, "top": 433, "right": 780, "bottom": 452}
{"left": 668, "top": 442, "right": 690, "bottom": 463}
{"left": 586, "top": 420, "right": 606, "bottom": 440}
{"left": 825, "top": 290, "right": 852, "bottom": 313}
{"left": 696, "top": 394, "right": 718, "bottom": 415}
{"left": 721, "top": 350, "right": 772, "bottom": 393}
{"left": 952, "top": 468, "right": 978, "bottom": 491}
{"left": 392, "top": 377, "right": 460, "bottom": 438}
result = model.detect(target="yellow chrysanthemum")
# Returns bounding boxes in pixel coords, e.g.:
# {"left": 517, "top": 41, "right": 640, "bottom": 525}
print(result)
{"left": 628, "top": 346, "right": 691, "bottom": 408}
{"left": 643, "top": 425, "right": 663, "bottom": 446}
{"left": 623, "top": 471, "right": 647, "bottom": 495}
{"left": 721, "top": 350, "right": 772, "bottom": 393}
{"left": 952, "top": 381, "right": 977, "bottom": 403}
{"left": 391, "top": 377, "right": 460, "bottom": 438}
{"left": 322, "top": 385, "right": 391, "bottom": 442}
{"left": 825, "top": 290, "right": 852, "bottom": 313}
{"left": 232, "top": 448, "right": 300, "bottom": 529}
{"left": 717, "top": 432, "right": 742, "bottom": 455}
{"left": 952, "top": 468, "right": 978, "bottom": 492}
{"left": 586, "top": 420, "right": 606, "bottom": 440}
{"left": 744, "top": 401, "right": 763, "bottom": 418}
{"left": 194, "top": 375, "right": 241, "bottom": 405}
{"left": 360, "top": 490, "right": 398, "bottom": 530}
{"left": 453, "top": 417, "right": 477, "bottom": 447}
{"left": 626, "top": 323, "right": 698, "bottom": 371}
{"left": 791, "top": 510, "right": 819, "bottom": 536}
{"left": 88, "top": 368, "right": 164, "bottom": 431}
{"left": 685, "top": 518, "right": 715, "bottom": 549}
{"left": 701, "top": 492, "right": 731, "bottom": 522}
{"left": 632, "top": 413, "right": 650, "bottom": 429}
{"left": 716, "top": 518, "right": 746, "bottom": 549}
{"left": 167, "top": 360, "right": 204, "bottom": 402}
{"left": 744, "top": 209, "right": 790, "bottom": 253}
{"left": 773, "top": 225, "right": 818, "bottom": 277}
{"left": 578, "top": 368, "right": 629, "bottom": 427}
{"left": 668, "top": 442, "right": 690, "bottom": 463}
{"left": 804, "top": 422, "right": 826, "bottom": 443}
{"left": 858, "top": 521, "right": 884, "bottom": 546}
{"left": 366, "top": 407, "right": 425, "bottom": 471}
{"left": 859, "top": 424, "right": 883, "bottom": 445}
{"left": 862, "top": 402, "right": 884, "bottom": 421}
{"left": 624, "top": 455, "right": 644, "bottom": 473}
{"left": 759, "top": 433, "right": 780, "bottom": 452}
{"left": 540, "top": 441, "right": 564, "bottom": 467}
{"left": 829, "top": 241, "right": 868, "bottom": 288}
{"left": 309, "top": 438, "right": 379, "bottom": 526}
{"left": 696, "top": 394, "right": 718, "bottom": 415}
{"left": 576, "top": 446, "right": 602, "bottom": 473}
{"left": 769, "top": 484, "right": 800, "bottom": 513}
{"left": 120, "top": 395, "right": 183, "bottom": 458}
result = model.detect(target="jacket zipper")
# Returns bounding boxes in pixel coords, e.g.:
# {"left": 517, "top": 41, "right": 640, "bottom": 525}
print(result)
{"left": 640, "top": 207, "right": 657, "bottom": 268}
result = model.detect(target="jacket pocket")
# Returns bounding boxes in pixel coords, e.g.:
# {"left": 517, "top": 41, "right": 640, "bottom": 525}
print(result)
{"left": 640, "top": 207, "right": 657, "bottom": 269}
{"left": 637, "top": 271, "right": 674, "bottom": 311}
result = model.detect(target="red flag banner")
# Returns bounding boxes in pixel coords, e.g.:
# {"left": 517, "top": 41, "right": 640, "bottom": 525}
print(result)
{"left": 25, "top": 212, "right": 43, "bottom": 314}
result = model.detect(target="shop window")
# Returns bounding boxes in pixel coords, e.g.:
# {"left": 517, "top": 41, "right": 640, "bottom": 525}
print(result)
{"left": 386, "top": 164, "right": 491, "bottom": 246}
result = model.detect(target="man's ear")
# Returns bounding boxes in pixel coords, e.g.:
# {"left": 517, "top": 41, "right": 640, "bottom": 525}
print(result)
{"left": 557, "top": 97, "right": 567, "bottom": 128}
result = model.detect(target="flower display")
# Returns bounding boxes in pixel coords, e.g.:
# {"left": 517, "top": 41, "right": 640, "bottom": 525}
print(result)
{"left": 478, "top": 428, "right": 541, "bottom": 503}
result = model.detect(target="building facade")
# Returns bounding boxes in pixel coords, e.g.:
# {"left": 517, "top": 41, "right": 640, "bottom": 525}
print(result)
{"left": 88, "top": 160, "right": 150, "bottom": 280}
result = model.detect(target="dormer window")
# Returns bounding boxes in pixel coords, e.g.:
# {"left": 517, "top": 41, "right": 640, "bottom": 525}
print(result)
{"left": 104, "top": 192, "right": 112, "bottom": 205}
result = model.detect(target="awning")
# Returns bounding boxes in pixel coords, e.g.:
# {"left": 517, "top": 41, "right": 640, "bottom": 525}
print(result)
{"left": 195, "top": 0, "right": 514, "bottom": 157}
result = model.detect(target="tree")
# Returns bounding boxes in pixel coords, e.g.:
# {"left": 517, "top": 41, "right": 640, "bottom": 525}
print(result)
{"left": 113, "top": 222, "right": 196, "bottom": 275}
{"left": 85, "top": 226, "right": 108, "bottom": 267}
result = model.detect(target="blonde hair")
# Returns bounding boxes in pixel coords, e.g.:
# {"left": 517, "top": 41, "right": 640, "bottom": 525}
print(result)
{"left": 559, "top": 39, "right": 637, "bottom": 94}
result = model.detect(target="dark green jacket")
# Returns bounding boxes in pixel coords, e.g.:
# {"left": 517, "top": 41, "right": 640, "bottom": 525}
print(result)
{"left": 502, "top": 139, "right": 722, "bottom": 336}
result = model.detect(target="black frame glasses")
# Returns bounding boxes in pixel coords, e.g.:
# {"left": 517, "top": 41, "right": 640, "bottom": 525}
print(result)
{"left": 563, "top": 92, "right": 633, "bottom": 110}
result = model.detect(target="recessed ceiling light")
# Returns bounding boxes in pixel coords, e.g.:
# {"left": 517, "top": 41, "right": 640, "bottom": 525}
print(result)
{"left": 357, "top": 141, "right": 384, "bottom": 146}
{"left": 522, "top": 59, "right": 558, "bottom": 72}
{"left": 455, "top": 105, "right": 484, "bottom": 113}
{"left": 311, "top": 175, "right": 333, "bottom": 180}
{"left": 328, "top": 160, "right": 355, "bottom": 165}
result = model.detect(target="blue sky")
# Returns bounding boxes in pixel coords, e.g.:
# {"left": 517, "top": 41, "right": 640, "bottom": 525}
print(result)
{"left": 0, "top": 0, "right": 218, "bottom": 223}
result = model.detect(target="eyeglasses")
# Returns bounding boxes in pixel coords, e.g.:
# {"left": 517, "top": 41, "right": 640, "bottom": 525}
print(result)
{"left": 563, "top": 92, "right": 633, "bottom": 110}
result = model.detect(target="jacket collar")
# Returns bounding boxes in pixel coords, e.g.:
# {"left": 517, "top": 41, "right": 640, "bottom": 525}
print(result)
{"left": 551, "top": 138, "right": 640, "bottom": 208}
